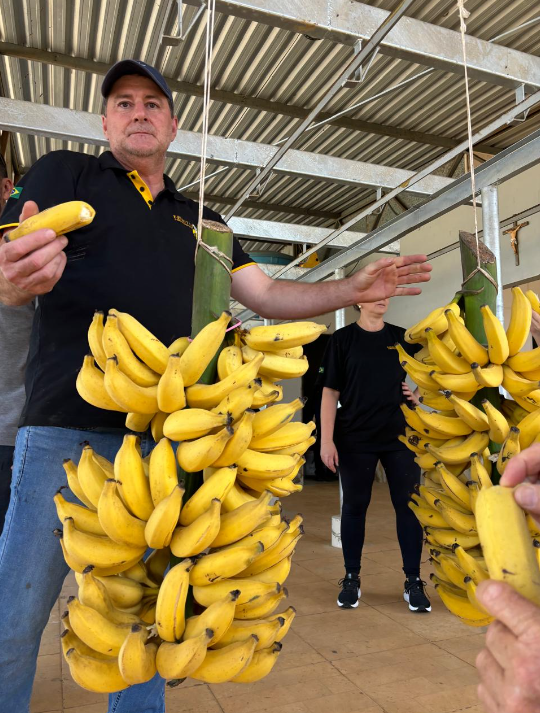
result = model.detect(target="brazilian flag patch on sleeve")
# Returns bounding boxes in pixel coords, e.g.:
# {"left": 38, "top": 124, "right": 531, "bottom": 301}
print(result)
{"left": 10, "top": 186, "right": 23, "bottom": 199}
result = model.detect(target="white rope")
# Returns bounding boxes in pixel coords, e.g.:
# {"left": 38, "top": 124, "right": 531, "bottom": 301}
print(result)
{"left": 456, "top": 0, "right": 497, "bottom": 290}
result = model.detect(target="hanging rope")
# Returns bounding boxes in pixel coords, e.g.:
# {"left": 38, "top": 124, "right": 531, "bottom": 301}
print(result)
{"left": 456, "top": 0, "right": 498, "bottom": 291}
{"left": 194, "top": 0, "right": 233, "bottom": 276}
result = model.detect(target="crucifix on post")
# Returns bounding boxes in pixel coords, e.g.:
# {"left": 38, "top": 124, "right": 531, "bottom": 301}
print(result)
{"left": 503, "top": 221, "right": 529, "bottom": 266}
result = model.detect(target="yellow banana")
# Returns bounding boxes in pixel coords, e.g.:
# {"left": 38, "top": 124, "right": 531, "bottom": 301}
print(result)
{"left": 83, "top": 573, "right": 147, "bottom": 609}
{"left": 476, "top": 485, "right": 540, "bottom": 604}
{"left": 190, "top": 542, "right": 265, "bottom": 587}
{"left": 170, "top": 498, "right": 222, "bottom": 558}
{"left": 183, "top": 590, "right": 241, "bottom": 645}
{"left": 114, "top": 434, "right": 154, "bottom": 520}
{"left": 104, "top": 356, "right": 159, "bottom": 414}
{"left": 211, "top": 491, "right": 273, "bottom": 548}
{"left": 180, "top": 466, "right": 237, "bottom": 526}
{"left": 212, "top": 381, "right": 258, "bottom": 422}
{"left": 144, "top": 484, "right": 183, "bottom": 549}
{"left": 272, "top": 345, "right": 304, "bottom": 358}
{"left": 63, "top": 458, "right": 96, "bottom": 511}
{"left": 76, "top": 354, "right": 127, "bottom": 412}
{"left": 445, "top": 309, "right": 489, "bottom": 366}
{"left": 471, "top": 362, "right": 503, "bottom": 388}
{"left": 242, "top": 344, "right": 309, "bottom": 380}
{"left": 507, "top": 286, "right": 532, "bottom": 357}
{"left": 163, "top": 408, "right": 230, "bottom": 441}
{"left": 469, "top": 452, "right": 493, "bottom": 489}
{"left": 401, "top": 359, "right": 440, "bottom": 391}
{"left": 416, "top": 409, "right": 472, "bottom": 438}
{"left": 155, "top": 559, "right": 193, "bottom": 642}
{"left": 157, "top": 354, "right": 186, "bottom": 413}
{"left": 190, "top": 635, "right": 258, "bottom": 683}
{"left": 77, "top": 445, "right": 111, "bottom": 509}
{"left": 115, "top": 560, "right": 159, "bottom": 587}
{"left": 212, "top": 617, "right": 282, "bottom": 651}
{"left": 526, "top": 290, "right": 540, "bottom": 314}
{"left": 168, "top": 336, "right": 190, "bottom": 356}
{"left": 244, "top": 321, "right": 327, "bottom": 351}
{"left": 435, "top": 583, "right": 493, "bottom": 626}
{"left": 176, "top": 425, "right": 234, "bottom": 472}
{"left": 417, "top": 485, "right": 472, "bottom": 514}
{"left": 236, "top": 449, "right": 299, "bottom": 479}
{"left": 393, "top": 343, "right": 437, "bottom": 373}
{"left": 234, "top": 586, "right": 287, "bottom": 620}
{"left": 125, "top": 412, "right": 154, "bottom": 432}
{"left": 250, "top": 420, "right": 316, "bottom": 451}
{"left": 515, "top": 394, "right": 540, "bottom": 413}
{"left": 102, "top": 314, "right": 160, "bottom": 387}
{"left": 431, "top": 370, "right": 478, "bottom": 394}
{"left": 217, "top": 345, "right": 243, "bottom": 380}
{"left": 63, "top": 517, "right": 146, "bottom": 569}
{"left": 212, "top": 410, "right": 256, "bottom": 467}
{"left": 145, "top": 547, "right": 171, "bottom": 584}
{"left": 193, "top": 578, "right": 279, "bottom": 607}
{"left": 186, "top": 353, "right": 264, "bottom": 409}
{"left": 150, "top": 412, "right": 167, "bottom": 441}
{"left": 108, "top": 309, "right": 169, "bottom": 374}
{"left": 222, "top": 481, "right": 257, "bottom": 512}
{"left": 522, "top": 366, "right": 540, "bottom": 380}
{"left": 435, "top": 462, "right": 473, "bottom": 509}
{"left": 60, "top": 621, "right": 115, "bottom": 661}
{"left": 405, "top": 302, "right": 460, "bottom": 343}
{"left": 454, "top": 544, "right": 489, "bottom": 585}
{"left": 497, "top": 426, "right": 521, "bottom": 475}
{"left": 480, "top": 398, "right": 511, "bottom": 444}
{"left": 118, "top": 624, "right": 158, "bottom": 685}
{"left": 408, "top": 500, "right": 449, "bottom": 529}
{"left": 64, "top": 647, "right": 128, "bottom": 693}
{"left": 425, "top": 526, "right": 480, "bottom": 550}
{"left": 230, "top": 642, "right": 282, "bottom": 683}
{"left": 426, "top": 431, "right": 489, "bottom": 465}
{"left": 6, "top": 200, "right": 94, "bottom": 240}
{"left": 480, "top": 304, "right": 509, "bottom": 364}
{"left": 245, "top": 555, "right": 292, "bottom": 585}
{"left": 446, "top": 393, "right": 489, "bottom": 432}
{"left": 438, "top": 554, "right": 467, "bottom": 589}
{"left": 77, "top": 566, "right": 140, "bottom": 625}
{"left": 425, "top": 328, "right": 470, "bottom": 374}
{"left": 517, "top": 408, "right": 540, "bottom": 449}
{"left": 400, "top": 404, "right": 449, "bottom": 439}
{"left": 88, "top": 310, "right": 108, "bottom": 371}
{"left": 507, "top": 345, "right": 540, "bottom": 373}
{"left": 433, "top": 499, "right": 477, "bottom": 533}
{"left": 148, "top": 437, "right": 179, "bottom": 506}
{"left": 66, "top": 596, "right": 132, "bottom": 656}
{"left": 54, "top": 488, "right": 105, "bottom": 535}
{"left": 156, "top": 629, "right": 212, "bottom": 680}
{"left": 268, "top": 606, "right": 296, "bottom": 642}
{"left": 97, "top": 479, "right": 148, "bottom": 547}
{"left": 502, "top": 364, "right": 540, "bottom": 397}
{"left": 252, "top": 385, "right": 282, "bottom": 408}
{"left": 236, "top": 530, "right": 302, "bottom": 576}
{"left": 178, "top": 311, "right": 231, "bottom": 386}
{"left": 251, "top": 397, "right": 306, "bottom": 439}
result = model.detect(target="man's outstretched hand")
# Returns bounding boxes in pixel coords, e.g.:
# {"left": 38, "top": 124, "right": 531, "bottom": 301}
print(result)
{"left": 349, "top": 255, "right": 431, "bottom": 303}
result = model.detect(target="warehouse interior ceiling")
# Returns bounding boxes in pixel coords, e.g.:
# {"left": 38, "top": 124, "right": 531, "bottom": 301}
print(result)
{"left": 0, "top": 0, "right": 540, "bottom": 270}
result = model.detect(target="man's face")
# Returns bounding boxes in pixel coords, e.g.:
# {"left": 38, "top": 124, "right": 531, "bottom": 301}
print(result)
{"left": 101, "top": 75, "right": 178, "bottom": 162}
{"left": 0, "top": 176, "right": 13, "bottom": 216}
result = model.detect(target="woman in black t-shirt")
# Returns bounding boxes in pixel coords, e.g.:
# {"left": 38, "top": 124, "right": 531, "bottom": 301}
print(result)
{"left": 320, "top": 298, "right": 431, "bottom": 612}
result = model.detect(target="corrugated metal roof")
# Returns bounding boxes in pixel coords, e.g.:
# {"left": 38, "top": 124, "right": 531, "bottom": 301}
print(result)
{"left": 0, "top": 0, "right": 539, "bottom": 249}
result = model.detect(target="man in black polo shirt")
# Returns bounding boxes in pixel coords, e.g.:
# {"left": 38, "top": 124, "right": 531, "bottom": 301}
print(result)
{"left": 0, "top": 59, "right": 430, "bottom": 712}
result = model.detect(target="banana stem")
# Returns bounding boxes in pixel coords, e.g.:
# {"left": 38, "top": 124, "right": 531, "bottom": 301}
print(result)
{"left": 172, "top": 219, "right": 234, "bottom": 611}
{"left": 459, "top": 231, "right": 502, "bottom": 479}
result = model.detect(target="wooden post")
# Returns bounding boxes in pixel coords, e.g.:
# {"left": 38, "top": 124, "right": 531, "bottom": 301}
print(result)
{"left": 459, "top": 230, "right": 502, "bottom": 478}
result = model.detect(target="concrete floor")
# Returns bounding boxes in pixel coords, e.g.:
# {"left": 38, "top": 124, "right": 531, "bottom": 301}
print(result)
{"left": 31, "top": 480, "right": 485, "bottom": 713}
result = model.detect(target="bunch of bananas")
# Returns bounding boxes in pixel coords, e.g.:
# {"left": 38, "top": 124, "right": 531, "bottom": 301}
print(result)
{"left": 56, "top": 313, "right": 325, "bottom": 691}
{"left": 402, "top": 288, "right": 540, "bottom": 624}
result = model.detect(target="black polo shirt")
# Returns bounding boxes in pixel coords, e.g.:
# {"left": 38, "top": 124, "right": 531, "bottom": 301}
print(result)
{"left": 0, "top": 150, "right": 254, "bottom": 430}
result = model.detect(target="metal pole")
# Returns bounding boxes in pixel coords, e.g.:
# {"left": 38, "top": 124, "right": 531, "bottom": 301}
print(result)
{"left": 481, "top": 186, "right": 504, "bottom": 324}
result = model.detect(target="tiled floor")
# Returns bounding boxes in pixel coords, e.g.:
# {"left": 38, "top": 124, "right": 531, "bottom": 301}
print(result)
{"left": 31, "top": 481, "right": 486, "bottom": 713}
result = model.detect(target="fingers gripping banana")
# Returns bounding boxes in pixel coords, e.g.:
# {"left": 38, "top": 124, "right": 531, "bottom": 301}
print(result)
{"left": 155, "top": 559, "right": 193, "bottom": 642}
{"left": 114, "top": 434, "right": 154, "bottom": 520}
{"left": 157, "top": 353, "right": 186, "bottom": 413}
{"left": 88, "top": 311, "right": 108, "bottom": 371}
{"left": 178, "top": 311, "right": 231, "bottom": 386}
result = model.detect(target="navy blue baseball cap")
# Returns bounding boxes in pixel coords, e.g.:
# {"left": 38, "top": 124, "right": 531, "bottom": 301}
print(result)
{"left": 101, "top": 59, "right": 174, "bottom": 112}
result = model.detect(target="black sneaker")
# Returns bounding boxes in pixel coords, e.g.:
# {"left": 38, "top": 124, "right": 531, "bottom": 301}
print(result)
{"left": 404, "top": 577, "right": 431, "bottom": 613}
{"left": 337, "top": 573, "right": 361, "bottom": 608}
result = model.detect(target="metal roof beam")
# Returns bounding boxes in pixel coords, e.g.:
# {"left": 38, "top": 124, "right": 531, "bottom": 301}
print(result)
{"left": 184, "top": 0, "right": 540, "bottom": 91}
{"left": 236, "top": 128, "right": 540, "bottom": 320}
{"left": 0, "top": 97, "right": 454, "bottom": 195}
{"left": 185, "top": 193, "right": 342, "bottom": 221}
{"left": 227, "top": 216, "right": 399, "bottom": 252}
{"left": 0, "top": 43, "right": 500, "bottom": 153}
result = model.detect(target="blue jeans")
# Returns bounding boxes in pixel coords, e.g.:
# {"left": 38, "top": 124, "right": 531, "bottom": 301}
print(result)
{"left": 0, "top": 426, "right": 165, "bottom": 713}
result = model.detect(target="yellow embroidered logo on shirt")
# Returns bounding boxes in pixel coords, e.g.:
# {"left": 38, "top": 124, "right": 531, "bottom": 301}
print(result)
{"left": 173, "top": 214, "right": 197, "bottom": 239}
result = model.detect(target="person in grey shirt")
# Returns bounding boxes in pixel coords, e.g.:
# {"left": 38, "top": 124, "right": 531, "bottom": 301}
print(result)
{"left": 0, "top": 154, "right": 34, "bottom": 533}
